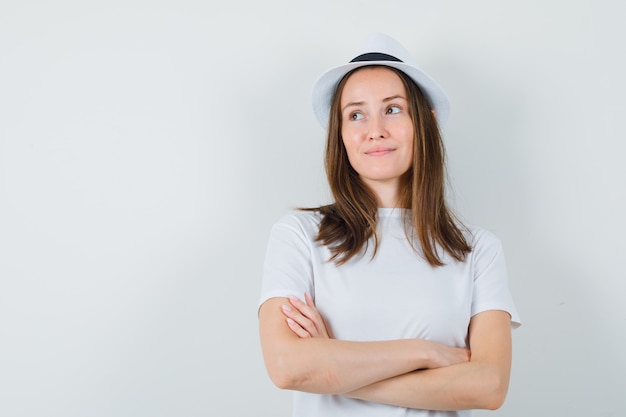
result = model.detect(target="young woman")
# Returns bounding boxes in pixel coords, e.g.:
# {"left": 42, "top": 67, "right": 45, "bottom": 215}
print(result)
{"left": 258, "top": 33, "right": 520, "bottom": 417}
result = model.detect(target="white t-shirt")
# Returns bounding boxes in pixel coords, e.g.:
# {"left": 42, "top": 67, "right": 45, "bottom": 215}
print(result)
{"left": 259, "top": 208, "right": 521, "bottom": 417}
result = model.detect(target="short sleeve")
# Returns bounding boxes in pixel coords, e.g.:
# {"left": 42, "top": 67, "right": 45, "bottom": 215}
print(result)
{"left": 258, "top": 214, "right": 316, "bottom": 309}
{"left": 470, "top": 228, "right": 521, "bottom": 329}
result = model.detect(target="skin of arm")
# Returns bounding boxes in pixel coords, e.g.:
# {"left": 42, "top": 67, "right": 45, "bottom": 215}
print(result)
{"left": 258, "top": 295, "right": 470, "bottom": 395}
{"left": 281, "top": 295, "right": 513, "bottom": 411}
{"left": 345, "top": 310, "right": 513, "bottom": 410}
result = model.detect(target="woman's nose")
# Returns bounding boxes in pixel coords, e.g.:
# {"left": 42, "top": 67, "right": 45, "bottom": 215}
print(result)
{"left": 367, "top": 115, "right": 388, "bottom": 140}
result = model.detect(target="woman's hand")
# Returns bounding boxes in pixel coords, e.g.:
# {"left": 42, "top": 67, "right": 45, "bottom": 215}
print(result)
{"left": 281, "top": 293, "right": 332, "bottom": 339}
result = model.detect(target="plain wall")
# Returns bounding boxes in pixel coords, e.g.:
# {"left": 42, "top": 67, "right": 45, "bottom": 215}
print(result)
{"left": 1, "top": 1, "right": 624, "bottom": 416}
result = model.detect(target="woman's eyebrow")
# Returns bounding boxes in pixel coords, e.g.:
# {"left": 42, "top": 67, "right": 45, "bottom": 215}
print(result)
{"left": 383, "top": 94, "right": 407, "bottom": 102}
{"left": 341, "top": 94, "right": 408, "bottom": 113}
{"left": 341, "top": 101, "right": 364, "bottom": 113}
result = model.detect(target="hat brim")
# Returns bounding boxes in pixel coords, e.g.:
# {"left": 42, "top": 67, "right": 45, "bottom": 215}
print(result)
{"left": 311, "top": 61, "right": 450, "bottom": 130}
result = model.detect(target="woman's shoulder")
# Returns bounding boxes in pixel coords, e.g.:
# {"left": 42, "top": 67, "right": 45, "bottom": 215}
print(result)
{"left": 464, "top": 224, "right": 501, "bottom": 243}
{"left": 270, "top": 209, "right": 324, "bottom": 236}
{"left": 463, "top": 224, "right": 505, "bottom": 259}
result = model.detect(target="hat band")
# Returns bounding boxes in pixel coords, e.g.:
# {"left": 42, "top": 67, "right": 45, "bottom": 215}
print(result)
{"left": 350, "top": 52, "right": 403, "bottom": 63}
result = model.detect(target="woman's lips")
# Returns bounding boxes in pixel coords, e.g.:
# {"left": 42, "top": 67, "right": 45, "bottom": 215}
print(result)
{"left": 365, "top": 147, "right": 395, "bottom": 156}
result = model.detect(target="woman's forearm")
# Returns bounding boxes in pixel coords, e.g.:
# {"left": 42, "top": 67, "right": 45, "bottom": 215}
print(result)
{"left": 266, "top": 337, "right": 433, "bottom": 394}
{"left": 345, "top": 359, "right": 509, "bottom": 410}
{"left": 259, "top": 297, "right": 469, "bottom": 395}
{"left": 345, "top": 310, "right": 513, "bottom": 411}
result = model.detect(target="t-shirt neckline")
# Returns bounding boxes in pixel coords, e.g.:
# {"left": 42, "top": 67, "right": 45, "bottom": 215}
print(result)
{"left": 378, "top": 207, "right": 406, "bottom": 218}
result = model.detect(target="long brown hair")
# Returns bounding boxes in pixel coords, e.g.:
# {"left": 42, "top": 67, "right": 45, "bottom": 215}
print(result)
{"left": 306, "top": 66, "right": 471, "bottom": 267}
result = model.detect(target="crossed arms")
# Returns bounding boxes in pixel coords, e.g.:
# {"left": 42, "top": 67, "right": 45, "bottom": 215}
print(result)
{"left": 258, "top": 294, "right": 512, "bottom": 411}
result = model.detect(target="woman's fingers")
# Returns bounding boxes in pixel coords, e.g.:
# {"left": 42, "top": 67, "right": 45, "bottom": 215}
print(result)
{"left": 285, "top": 317, "right": 312, "bottom": 338}
{"left": 303, "top": 292, "right": 331, "bottom": 338}
{"left": 290, "top": 294, "right": 319, "bottom": 319}
{"left": 304, "top": 291, "right": 315, "bottom": 307}
{"left": 281, "top": 293, "right": 331, "bottom": 339}
{"left": 282, "top": 302, "right": 319, "bottom": 337}
{"left": 432, "top": 345, "right": 471, "bottom": 368}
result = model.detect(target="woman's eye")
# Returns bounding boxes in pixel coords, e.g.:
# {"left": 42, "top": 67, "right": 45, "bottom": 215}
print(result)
{"left": 349, "top": 112, "right": 363, "bottom": 121}
{"left": 387, "top": 105, "right": 401, "bottom": 115}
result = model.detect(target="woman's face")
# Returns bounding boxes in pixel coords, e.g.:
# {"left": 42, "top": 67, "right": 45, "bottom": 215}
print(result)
{"left": 340, "top": 67, "right": 414, "bottom": 193}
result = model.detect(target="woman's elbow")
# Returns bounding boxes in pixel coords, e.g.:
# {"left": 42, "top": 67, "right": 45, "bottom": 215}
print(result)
{"left": 455, "top": 368, "right": 508, "bottom": 410}
{"left": 264, "top": 351, "right": 309, "bottom": 390}
{"left": 269, "top": 370, "right": 297, "bottom": 390}
{"left": 264, "top": 351, "right": 342, "bottom": 394}
{"left": 479, "top": 373, "right": 509, "bottom": 410}
{"left": 483, "top": 394, "right": 506, "bottom": 411}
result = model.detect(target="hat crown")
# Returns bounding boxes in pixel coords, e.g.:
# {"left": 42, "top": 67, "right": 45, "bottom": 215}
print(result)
{"left": 350, "top": 33, "right": 418, "bottom": 67}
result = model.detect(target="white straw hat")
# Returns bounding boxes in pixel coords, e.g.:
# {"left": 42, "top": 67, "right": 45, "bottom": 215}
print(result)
{"left": 311, "top": 33, "right": 450, "bottom": 129}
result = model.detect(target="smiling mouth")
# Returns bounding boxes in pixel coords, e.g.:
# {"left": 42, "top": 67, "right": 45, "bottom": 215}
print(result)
{"left": 365, "top": 147, "right": 395, "bottom": 156}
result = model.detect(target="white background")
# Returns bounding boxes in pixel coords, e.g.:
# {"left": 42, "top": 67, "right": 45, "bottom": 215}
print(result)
{"left": 1, "top": 1, "right": 625, "bottom": 416}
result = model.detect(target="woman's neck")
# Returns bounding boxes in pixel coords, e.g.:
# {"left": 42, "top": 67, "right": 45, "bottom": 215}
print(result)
{"left": 363, "top": 179, "right": 401, "bottom": 208}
